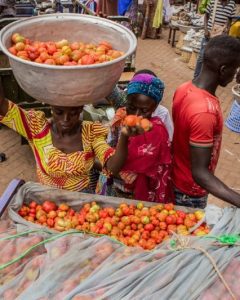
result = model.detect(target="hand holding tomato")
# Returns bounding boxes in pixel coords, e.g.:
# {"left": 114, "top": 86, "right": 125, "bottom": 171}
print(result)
{"left": 121, "top": 124, "right": 144, "bottom": 137}
{"left": 121, "top": 115, "right": 152, "bottom": 137}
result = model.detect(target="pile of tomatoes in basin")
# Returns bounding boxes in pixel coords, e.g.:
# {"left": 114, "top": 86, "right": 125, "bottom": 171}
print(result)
{"left": 19, "top": 201, "right": 210, "bottom": 250}
{"left": 8, "top": 33, "right": 124, "bottom": 66}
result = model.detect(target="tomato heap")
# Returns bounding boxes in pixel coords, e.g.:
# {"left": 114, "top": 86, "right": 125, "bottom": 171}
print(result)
{"left": 18, "top": 201, "right": 209, "bottom": 250}
{"left": 124, "top": 115, "right": 152, "bottom": 132}
{"left": 8, "top": 33, "right": 124, "bottom": 66}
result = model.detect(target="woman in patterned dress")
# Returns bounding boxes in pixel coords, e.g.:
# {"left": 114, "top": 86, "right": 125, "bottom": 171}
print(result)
{"left": 0, "top": 78, "right": 142, "bottom": 193}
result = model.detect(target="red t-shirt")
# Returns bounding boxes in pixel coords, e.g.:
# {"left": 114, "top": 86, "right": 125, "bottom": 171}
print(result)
{"left": 172, "top": 81, "right": 223, "bottom": 197}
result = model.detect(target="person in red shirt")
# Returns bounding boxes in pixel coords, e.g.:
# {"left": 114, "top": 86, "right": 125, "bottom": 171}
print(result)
{"left": 172, "top": 35, "right": 240, "bottom": 208}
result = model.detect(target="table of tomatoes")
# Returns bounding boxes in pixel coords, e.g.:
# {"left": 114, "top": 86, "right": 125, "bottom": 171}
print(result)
{"left": 0, "top": 181, "right": 240, "bottom": 300}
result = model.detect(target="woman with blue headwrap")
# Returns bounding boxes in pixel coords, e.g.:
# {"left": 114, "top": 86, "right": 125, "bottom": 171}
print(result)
{"left": 97, "top": 73, "right": 173, "bottom": 202}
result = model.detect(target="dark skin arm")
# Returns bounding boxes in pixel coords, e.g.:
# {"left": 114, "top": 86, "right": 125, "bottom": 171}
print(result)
{"left": 106, "top": 126, "right": 143, "bottom": 176}
{"left": 191, "top": 146, "right": 240, "bottom": 207}
{"left": 0, "top": 78, "right": 9, "bottom": 117}
{"left": 225, "top": 17, "right": 233, "bottom": 34}
{"left": 204, "top": 12, "right": 210, "bottom": 38}
{"left": 236, "top": 69, "right": 240, "bottom": 83}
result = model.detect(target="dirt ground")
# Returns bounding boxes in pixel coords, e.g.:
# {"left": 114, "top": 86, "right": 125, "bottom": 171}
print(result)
{"left": 0, "top": 28, "right": 240, "bottom": 207}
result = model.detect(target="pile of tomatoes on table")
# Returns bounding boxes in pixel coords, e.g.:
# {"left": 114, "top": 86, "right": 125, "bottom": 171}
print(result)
{"left": 18, "top": 201, "right": 210, "bottom": 250}
{"left": 8, "top": 33, "right": 124, "bottom": 66}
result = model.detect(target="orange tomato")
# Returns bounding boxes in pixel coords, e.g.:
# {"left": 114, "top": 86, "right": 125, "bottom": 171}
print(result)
{"left": 124, "top": 115, "right": 138, "bottom": 127}
{"left": 140, "top": 118, "right": 152, "bottom": 132}
{"left": 159, "top": 221, "right": 167, "bottom": 230}
{"left": 157, "top": 212, "right": 167, "bottom": 222}
{"left": 39, "top": 52, "right": 49, "bottom": 62}
{"left": 99, "top": 41, "right": 112, "bottom": 50}
{"left": 44, "top": 58, "right": 56, "bottom": 65}
{"left": 164, "top": 203, "right": 174, "bottom": 211}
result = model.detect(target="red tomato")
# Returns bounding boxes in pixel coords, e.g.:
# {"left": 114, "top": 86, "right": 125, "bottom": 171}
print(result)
{"left": 99, "top": 210, "right": 108, "bottom": 219}
{"left": 46, "top": 43, "right": 57, "bottom": 55}
{"left": 29, "top": 201, "right": 37, "bottom": 209}
{"left": 42, "top": 201, "right": 57, "bottom": 213}
{"left": 18, "top": 209, "right": 27, "bottom": 217}
{"left": 152, "top": 218, "right": 159, "bottom": 227}
{"left": 81, "top": 54, "right": 95, "bottom": 65}
{"left": 131, "top": 223, "right": 137, "bottom": 230}
{"left": 47, "top": 218, "right": 54, "bottom": 227}
{"left": 144, "top": 223, "right": 154, "bottom": 232}
{"left": 176, "top": 217, "right": 184, "bottom": 225}
{"left": 165, "top": 216, "right": 174, "bottom": 225}
{"left": 141, "top": 230, "right": 150, "bottom": 240}
{"left": 29, "top": 208, "right": 36, "bottom": 214}
{"left": 8, "top": 46, "right": 17, "bottom": 55}
{"left": 176, "top": 210, "right": 186, "bottom": 219}
{"left": 122, "top": 206, "right": 130, "bottom": 216}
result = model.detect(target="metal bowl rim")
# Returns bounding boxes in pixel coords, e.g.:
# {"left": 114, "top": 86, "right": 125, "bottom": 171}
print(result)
{"left": 0, "top": 13, "right": 137, "bottom": 70}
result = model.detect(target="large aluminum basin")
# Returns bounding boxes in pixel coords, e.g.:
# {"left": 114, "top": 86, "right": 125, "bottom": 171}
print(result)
{"left": 0, "top": 14, "right": 137, "bottom": 106}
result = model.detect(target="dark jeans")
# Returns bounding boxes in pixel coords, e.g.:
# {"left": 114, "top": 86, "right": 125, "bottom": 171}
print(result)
{"left": 193, "top": 37, "right": 209, "bottom": 79}
{"left": 174, "top": 188, "right": 208, "bottom": 209}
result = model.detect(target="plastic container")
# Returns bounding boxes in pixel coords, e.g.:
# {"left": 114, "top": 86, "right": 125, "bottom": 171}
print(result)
{"left": 0, "top": 14, "right": 137, "bottom": 107}
{"left": 225, "top": 100, "right": 240, "bottom": 133}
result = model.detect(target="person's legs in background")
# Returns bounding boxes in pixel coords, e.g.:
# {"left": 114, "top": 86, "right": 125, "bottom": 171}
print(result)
{"left": 193, "top": 37, "right": 209, "bottom": 79}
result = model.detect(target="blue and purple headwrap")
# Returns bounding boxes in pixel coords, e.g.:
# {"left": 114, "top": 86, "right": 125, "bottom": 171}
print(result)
{"left": 127, "top": 73, "right": 165, "bottom": 104}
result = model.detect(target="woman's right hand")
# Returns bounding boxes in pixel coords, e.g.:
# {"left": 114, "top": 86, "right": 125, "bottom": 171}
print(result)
{"left": 121, "top": 125, "right": 144, "bottom": 137}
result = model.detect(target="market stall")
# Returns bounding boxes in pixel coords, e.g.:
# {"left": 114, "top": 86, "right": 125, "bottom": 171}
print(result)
{"left": 0, "top": 180, "right": 240, "bottom": 299}
{"left": 170, "top": 4, "right": 204, "bottom": 70}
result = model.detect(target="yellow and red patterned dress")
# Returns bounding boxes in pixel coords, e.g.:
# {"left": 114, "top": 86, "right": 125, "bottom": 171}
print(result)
{"left": 0, "top": 101, "right": 114, "bottom": 191}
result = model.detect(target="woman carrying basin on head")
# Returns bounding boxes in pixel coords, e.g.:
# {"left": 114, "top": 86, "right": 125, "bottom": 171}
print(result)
{"left": 0, "top": 78, "right": 144, "bottom": 193}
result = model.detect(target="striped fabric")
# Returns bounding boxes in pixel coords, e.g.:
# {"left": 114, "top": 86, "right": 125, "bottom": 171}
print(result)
{"left": 0, "top": 101, "right": 114, "bottom": 192}
{"left": 206, "top": 0, "right": 236, "bottom": 30}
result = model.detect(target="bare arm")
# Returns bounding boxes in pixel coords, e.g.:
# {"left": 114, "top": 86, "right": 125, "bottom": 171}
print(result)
{"left": 106, "top": 126, "right": 143, "bottom": 175}
{"left": 225, "top": 17, "right": 233, "bottom": 33}
{"left": 204, "top": 13, "right": 210, "bottom": 38}
{"left": 191, "top": 146, "right": 240, "bottom": 207}
{"left": 0, "top": 78, "right": 9, "bottom": 117}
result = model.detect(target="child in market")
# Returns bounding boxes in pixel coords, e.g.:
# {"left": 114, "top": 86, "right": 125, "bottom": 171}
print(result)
{"left": 97, "top": 73, "right": 173, "bottom": 202}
